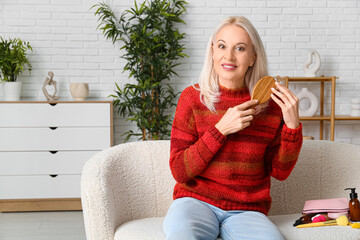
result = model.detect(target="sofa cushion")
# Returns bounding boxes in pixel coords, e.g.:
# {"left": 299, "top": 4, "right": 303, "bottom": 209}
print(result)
{"left": 114, "top": 214, "right": 360, "bottom": 240}
{"left": 114, "top": 217, "right": 222, "bottom": 240}
{"left": 114, "top": 217, "right": 165, "bottom": 240}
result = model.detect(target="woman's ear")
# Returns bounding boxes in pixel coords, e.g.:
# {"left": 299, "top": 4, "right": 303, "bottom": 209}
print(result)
{"left": 250, "top": 53, "right": 256, "bottom": 67}
{"left": 211, "top": 43, "right": 214, "bottom": 60}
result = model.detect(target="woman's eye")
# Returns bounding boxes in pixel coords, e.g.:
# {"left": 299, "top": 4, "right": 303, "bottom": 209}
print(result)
{"left": 218, "top": 44, "right": 225, "bottom": 49}
{"left": 236, "top": 46, "right": 245, "bottom": 51}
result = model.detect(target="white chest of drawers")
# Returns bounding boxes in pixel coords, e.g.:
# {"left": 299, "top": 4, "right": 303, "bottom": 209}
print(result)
{"left": 0, "top": 100, "right": 113, "bottom": 212}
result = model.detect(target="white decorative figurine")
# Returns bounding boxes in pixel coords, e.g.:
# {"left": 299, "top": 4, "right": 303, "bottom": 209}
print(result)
{"left": 304, "top": 50, "right": 321, "bottom": 77}
{"left": 42, "top": 71, "right": 60, "bottom": 101}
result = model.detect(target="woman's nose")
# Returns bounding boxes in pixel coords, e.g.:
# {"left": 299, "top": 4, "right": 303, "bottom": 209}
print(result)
{"left": 224, "top": 48, "right": 234, "bottom": 60}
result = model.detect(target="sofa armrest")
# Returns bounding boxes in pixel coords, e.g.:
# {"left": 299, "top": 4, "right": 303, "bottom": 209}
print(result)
{"left": 81, "top": 140, "right": 173, "bottom": 240}
{"left": 81, "top": 146, "right": 122, "bottom": 240}
{"left": 269, "top": 140, "right": 360, "bottom": 216}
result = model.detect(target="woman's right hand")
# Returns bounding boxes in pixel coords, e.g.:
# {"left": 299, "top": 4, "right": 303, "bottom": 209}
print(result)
{"left": 215, "top": 99, "right": 258, "bottom": 136}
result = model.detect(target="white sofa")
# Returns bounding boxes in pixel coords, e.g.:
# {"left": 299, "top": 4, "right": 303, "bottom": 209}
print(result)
{"left": 81, "top": 140, "right": 360, "bottom": 240}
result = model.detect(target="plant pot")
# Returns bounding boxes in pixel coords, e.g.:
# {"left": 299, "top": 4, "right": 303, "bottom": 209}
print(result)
{"left": 2, "top": 82, "right": 22, "bottom": 101}
{"left": 70, "top": 83, "right": 89, "bottom": 101}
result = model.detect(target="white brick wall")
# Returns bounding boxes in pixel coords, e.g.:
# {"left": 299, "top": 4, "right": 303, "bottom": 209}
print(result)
{"left": 1, "top": 0, "right": 360, "bottom": 145}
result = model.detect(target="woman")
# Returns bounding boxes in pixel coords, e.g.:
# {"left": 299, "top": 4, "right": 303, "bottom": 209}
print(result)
{"left": 163, "top": 16, "right": 303, "bottom": 240}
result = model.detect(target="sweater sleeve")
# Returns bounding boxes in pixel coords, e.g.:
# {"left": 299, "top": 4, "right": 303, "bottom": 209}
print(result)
{"left": 264, "top": 121, "right": 303, "bottom": 181}
{"left": 169, "top": 88, "right": 226, "bottom": 183}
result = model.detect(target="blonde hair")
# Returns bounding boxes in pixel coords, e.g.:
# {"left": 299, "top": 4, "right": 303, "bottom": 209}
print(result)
{"left": 197, "top": 16, "right": 268, "bottom": 112}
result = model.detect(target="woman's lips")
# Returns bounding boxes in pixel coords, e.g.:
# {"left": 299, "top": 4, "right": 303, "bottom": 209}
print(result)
{"left": 221, "top": 63, "right": 238, "bottom": 71}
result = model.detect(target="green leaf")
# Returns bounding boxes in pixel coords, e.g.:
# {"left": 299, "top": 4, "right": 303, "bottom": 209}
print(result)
{"left": 0, "top": 37, "right": 33, "bottom": 83}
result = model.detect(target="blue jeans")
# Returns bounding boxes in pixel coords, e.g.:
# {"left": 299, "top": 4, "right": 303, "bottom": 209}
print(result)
{"left": 163, "top": 197, "right": 284, "bottom": 240}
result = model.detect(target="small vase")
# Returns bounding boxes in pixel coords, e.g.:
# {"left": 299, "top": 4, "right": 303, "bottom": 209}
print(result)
{"left": 70, "top": 83, "right": 89, "bottom": 101}
{"left": 2, "top": 82, "right": 22, "bottom": 101}
{"left": 297, "top": 87, "right": 319, "bottom": 117}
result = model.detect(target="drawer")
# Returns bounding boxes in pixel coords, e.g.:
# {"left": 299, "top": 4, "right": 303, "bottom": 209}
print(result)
{"left": 0, "top": 103, "right": 111, "bottom": 127}
{"left": 0, "top": 127, "right": 110, "bottom": 151}
{"left": 0, "top": 175, "right": 81, "bottom": 199}
{"left": 0, "top": 151, "right": 97, "bottom": 175}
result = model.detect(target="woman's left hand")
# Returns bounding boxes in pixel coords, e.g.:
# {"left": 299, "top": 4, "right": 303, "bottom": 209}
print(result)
{"left": 270, "top": 82, "right": 300, "bottom": 129}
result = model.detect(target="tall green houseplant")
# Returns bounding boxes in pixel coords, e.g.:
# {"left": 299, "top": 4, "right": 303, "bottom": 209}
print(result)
{"left": 92, "top": 0, "right": 188, "bottom": 142}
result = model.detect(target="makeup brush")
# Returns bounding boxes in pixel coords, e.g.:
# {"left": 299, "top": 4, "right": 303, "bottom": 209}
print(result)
{"left": 296, "top": 215, "right": 349, "bottom": 228}
{"left": 351, "top": 222, "right": 360, "bottom": 229}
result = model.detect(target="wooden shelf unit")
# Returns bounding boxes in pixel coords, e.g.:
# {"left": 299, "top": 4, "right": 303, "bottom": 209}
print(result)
{"left": 276, "top": 76, "right": 360, "bottom": 141}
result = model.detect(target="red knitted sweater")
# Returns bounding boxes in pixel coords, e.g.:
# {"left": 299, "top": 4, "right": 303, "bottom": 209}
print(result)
{"left": 169, "top": 84, "right": 303, "bottom": 215}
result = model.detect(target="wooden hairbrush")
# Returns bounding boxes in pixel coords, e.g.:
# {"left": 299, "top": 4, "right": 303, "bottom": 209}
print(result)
{"left": 251, "top": 76, "right": 276, "bottom": 104}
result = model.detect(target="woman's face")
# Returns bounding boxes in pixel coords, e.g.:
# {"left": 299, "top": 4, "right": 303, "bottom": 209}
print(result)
{"left": 212, "top": 25, "right": 256, "bottom": 89}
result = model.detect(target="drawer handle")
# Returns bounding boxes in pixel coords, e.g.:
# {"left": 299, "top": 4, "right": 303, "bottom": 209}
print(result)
{"left": 49, "top": 103, "right": 57, "bottom": 106}
{"left": 49, "top": 127, "right": 58, "bottom": 130}
{"left": 49, "top": 151, "right": 58, "bottom": 154}
{"left": 49, "top": 174, "right": 58, "bottom": 178}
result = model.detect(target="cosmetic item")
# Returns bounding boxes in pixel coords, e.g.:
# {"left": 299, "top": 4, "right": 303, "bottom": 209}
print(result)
{"left": 345, "top": 188, "right": 360, "bottom": 222}
{"left": 293, "top": 213, "right": 318, "bottom": 227}
{"left": 312, "top": 214, "right": 328, "bottom": 223}
{"left": 351, "top": 222, "right": 360, "bottom": 229}
{"left": 302, "top": 198, "right": 349, "bottom": 218}
{"left": 296, "top": 215, "right": 349, "bottom": 228}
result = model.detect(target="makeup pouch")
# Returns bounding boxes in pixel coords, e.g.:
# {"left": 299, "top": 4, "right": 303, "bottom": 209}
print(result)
{"left": 302, "top": 198, "right": 349, "bottom": 219}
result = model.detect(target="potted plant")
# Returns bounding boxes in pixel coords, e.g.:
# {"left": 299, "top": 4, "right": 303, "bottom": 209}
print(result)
{"left": 92, "top": 0, "right": 188, "bottom": 142}
{"left": 0, "top": 37, "right": 33, "bottom": 101}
